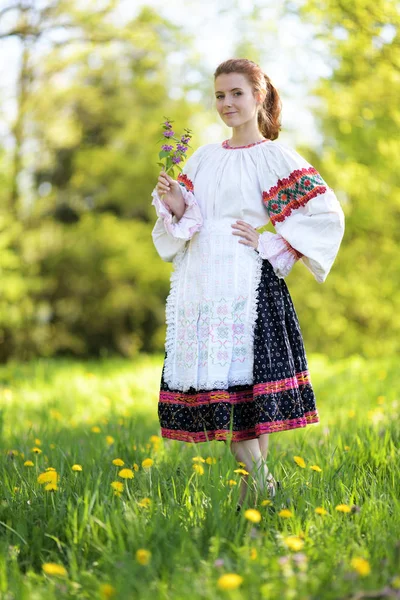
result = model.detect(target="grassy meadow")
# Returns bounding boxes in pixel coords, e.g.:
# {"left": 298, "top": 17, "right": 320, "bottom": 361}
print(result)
{"left": 0, "top": 353, "right": 399, "bottom": 599}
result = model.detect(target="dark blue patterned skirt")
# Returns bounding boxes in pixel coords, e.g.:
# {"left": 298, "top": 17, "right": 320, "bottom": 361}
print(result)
{"left": 158, "top": 257, "right": 319, "bottom": 443}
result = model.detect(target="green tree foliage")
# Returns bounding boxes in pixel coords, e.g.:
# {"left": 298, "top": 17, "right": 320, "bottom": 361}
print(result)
{"left": 0, "top": 3, "right": 203, "bottom": 361}
{"left": 288, "top": 0, "right": 400, "bottom": 358}
{"left": 1, "top": 1, "right": 398, "bottom": 361}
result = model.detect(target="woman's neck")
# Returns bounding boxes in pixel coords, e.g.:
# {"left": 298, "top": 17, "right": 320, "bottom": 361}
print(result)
{"left": 229, "top": 126, "right": 265, "bottom": 147}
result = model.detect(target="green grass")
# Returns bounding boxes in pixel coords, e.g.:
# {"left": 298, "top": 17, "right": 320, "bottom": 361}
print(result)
{"left": 0, "top": 353, "right": 399, "bottom": 599}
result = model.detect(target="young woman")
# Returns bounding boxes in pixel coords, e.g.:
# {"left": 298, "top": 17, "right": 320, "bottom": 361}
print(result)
{"left": 151, "top": 58, "right": 345, "bottom": 509}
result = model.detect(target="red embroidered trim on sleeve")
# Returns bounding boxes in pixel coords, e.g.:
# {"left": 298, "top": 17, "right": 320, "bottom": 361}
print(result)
{"left": 262, "top": 167, "right": 327, "bottom": 226}
{"left": 177, "top": 173, "right": 194, "bottom": 193}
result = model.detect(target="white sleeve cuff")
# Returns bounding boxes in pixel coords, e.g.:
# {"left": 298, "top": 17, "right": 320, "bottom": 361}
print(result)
{"left": 257, "top": 231, "right": 302, "bottom": 278}
{"left": 151, "top": 187, "right": 203, "bottom": 240}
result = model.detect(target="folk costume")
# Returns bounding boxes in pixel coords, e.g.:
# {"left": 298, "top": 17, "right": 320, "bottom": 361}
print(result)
{"left": 151, "top": 138, "right": 345, "bottom": 443}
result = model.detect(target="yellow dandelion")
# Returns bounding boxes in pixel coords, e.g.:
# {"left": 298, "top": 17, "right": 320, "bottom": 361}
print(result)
{"left": 193, "top": 464, "right": 204, "bottom": 475}
{"left": 45, "top": 482, "right": 58, "bottom": 491}
{"left": 34, "top": 438, "right": 41, "bottom": 446}
{"left": 350, "top": 557, "right": 371, "bottom": 576}
{"left": 244, "top": 509, "right": 262, "bottom": 523}
{"left": 99, "top": 583, "right": 116, "bottom": 599}
{"left": 335, "top": 504, "right": 351, "bottom": 513}
{"left": 391, "top": 576, "right": 400, "bottom": 589}
{"left": 106, "top": 436, "right": 115, "bottom": 446}
{"left": 310, "top": 465, "right": 322, "bottom": 472}
{"left": 315, "top": 507, "right": 328, "bottom": 515}
{"left": 37, "top": 471, "right": 58, "bottom": 485}
{"left": 91, "top": 425, "right": 101, "bottom": 433}
{"left": 284, "top": 536, "right": 305, "bottom": 551}
{"left": 3, "top": 389, "right": 13, "bottom": 401}
{"left": 149, "top": 435, "right": 160, "bottom": 443}
{"left": 42, "top": 562, "right": 67, "bottom": 577}
{"left": 13, "top": 487, "right": 20, "bottom": 493}
{"left": 142, "top": 458, "right": 154, "bottom": 469}
{"left": 24, "top": 460, "right": 34, "bottom": 467}
{"left": 133, "top": 463, "right": 139, "bottom": 471}
{"left": 111, "top": 481, "right": 124, "bottom": 492}
{"left": 32, "top": 447, "right": 42, "bottom": 454}
{"left": 293, "top": 456, "right": 306, "bottom": 468}
{"left": 192, "top": 456, "right": 205, "bottom": 463}
{"left": 50, "top": 409, "right": 62, "bottom": 420}
{"left": 217, "top": 573, "right": 243, "bottom": 591}
{"left": 261, "top": 499, "right": 272, "bottom": 506}
{"left": 112, "top": 458, "right": 125, "bottom": 467}
{"left": 72, "top": 464, "right": 82, "bottom": 472}
{"left": 45, "top": 467, "right": 56, "bottom": 471}
{"left": 138, "top": 498, "right": 151, "bottom": 508}
{"left": 368, "top": 407, "right": 385, "bottom": 424}
{"left": 228, "top": 479, "right": 237, "bottom": 487}
{"left": 377, "top": 395, "right": 385, "bottom": 404}
{"left": 118, "top": 468, "right": 134, "bottom": 479}
{"left": 278, "top": 509, "right": 293, "bottom": 518}
{"left": 348, "top": 409, "right": 356, "bottom": 418}
{"left": 7, "top": 449, "right": 18, "bottom": 457}
{"left": 344, "top": 445, "right": 350, "bottom": 451}
{"left": 206, "top": 457, "right": 217, "bottom": 464}
{"left": 250, "top": 548, "right": 257, "bottom": 560}
{"left": 234, "top": 468, "right": 249, "bottom": 476}
{"left": 136, "top": 549, "right": 151, "bottom": 565}
{"left": 237, "top": 461, "right": 246, "bottom": 468}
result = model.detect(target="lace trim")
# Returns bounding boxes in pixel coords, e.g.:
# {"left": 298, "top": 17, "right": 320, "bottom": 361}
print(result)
{"left": 151, "top": 186, "right": 203, "bottom": 240}
{"left": 257, "top": 231, "right": 300, "bottom": 278}
{"left": 247, "top": 249, "right": 263, "bottom": 382}
{"left": 164, "top": 246, "right": 187, "bottom": 387}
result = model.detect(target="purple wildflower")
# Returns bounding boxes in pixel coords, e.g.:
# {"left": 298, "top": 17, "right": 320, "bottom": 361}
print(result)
{"left": 161, "top": 144, "right": 174, "bottom": 152}
{"left": 176, "top": 144, "right": 188, "bottom": 153}
{"left": 214, "top": 559, "right": 224, "bottom": 567}
{"left": 181, "top": 135, "right": 191, "bottom": 144}
{"left": 163, "top": 130, "right": 174, "bottom": 138}
{"left": 163, "top": 120, "right": 172, "bottom": 129}
{"left": 172, "top": 155, "right": 183, "bottom": 164}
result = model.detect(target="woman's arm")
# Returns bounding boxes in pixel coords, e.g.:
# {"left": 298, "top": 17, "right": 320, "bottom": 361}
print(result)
{"left": 151, "top": 147, "right": 206, "bottom": 262}
{"left": 257, "top": 143, "right": 345, "bottom": 282}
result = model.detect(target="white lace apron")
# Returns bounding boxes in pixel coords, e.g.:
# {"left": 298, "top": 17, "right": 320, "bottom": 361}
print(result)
{"left": 164, "top": 219, "right": 263, "bottom": 392}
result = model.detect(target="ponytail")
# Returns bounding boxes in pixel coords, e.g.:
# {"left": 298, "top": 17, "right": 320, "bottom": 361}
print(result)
{"left": 257, "top": 75, "right": 282, "bottom": 140}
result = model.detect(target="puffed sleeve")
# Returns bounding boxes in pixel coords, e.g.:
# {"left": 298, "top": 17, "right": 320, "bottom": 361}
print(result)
{"left": 256, "top": 142, "right": 345, "bottom": 283}
{"left": 151, "top": 145, "right": 206, "bottom": 262}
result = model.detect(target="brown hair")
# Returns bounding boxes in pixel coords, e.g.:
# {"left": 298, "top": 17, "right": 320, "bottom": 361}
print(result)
{"left": 213, "top": 58, "right": 282, "bottom": 140}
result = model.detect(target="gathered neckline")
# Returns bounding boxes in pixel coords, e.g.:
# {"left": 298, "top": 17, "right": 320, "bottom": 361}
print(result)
{"left": 221, "top": 138, "right": 270, "bottom": 150}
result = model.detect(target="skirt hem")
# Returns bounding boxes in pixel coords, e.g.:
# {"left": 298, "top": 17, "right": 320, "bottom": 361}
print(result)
{"left": 160, "top": 411, "right": 320, "bottom": 444}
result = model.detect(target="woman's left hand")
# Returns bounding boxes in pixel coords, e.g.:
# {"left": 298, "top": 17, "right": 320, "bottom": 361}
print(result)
{"left": 231, "top": 220, "right": 260, "bottom": 249}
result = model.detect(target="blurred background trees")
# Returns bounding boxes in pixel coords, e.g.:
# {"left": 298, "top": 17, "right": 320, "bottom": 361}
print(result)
{"left": 0, "top": 0, "right": 398, "bottom": 362}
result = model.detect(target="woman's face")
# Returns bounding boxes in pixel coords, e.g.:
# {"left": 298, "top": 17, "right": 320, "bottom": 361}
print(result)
{"left": 214, "top": 72, "right": 265, "bottom": 128}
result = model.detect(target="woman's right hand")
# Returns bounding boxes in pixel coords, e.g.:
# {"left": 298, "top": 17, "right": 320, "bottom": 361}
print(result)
{"left": 156, "top": 170, "right": 185, "bottom": 219}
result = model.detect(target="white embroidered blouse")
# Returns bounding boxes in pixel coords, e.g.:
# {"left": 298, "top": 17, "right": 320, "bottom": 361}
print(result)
{"left": 151, "top": 138, "right": 345, "bottom": 392}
